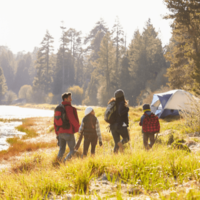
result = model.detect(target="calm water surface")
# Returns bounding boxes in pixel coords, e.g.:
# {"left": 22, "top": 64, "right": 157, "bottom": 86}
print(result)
{"left": 0, "top": 106, "right": 54, "bottom": 151}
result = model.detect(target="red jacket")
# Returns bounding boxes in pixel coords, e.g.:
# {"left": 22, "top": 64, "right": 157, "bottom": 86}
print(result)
{"left": 54, "top": 101, "right": 80, "bottom": 135}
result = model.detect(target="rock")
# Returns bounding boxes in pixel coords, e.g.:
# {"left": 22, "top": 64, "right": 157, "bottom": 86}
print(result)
{"left": 98, "top": 173, "right": 108, "bottom": 181}
{"left": 158, "top": 130, "right": 173, "bottom": 137}
{"left": 186, "top": 140, "right": 197, "bottom": 147}
{"left": 126, "top": 188, "right": 143, "bottom": 195}
{"left": 188, "top": 132, "right": 200, "bottom": 137}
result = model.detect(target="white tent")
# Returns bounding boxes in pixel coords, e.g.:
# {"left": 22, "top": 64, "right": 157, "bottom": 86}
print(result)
{"left": 151, "top": 89, "right": 194, "bottom": 118}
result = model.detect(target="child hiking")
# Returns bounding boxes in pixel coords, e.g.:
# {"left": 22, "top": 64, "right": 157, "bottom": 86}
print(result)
{"left": 139, "top": 104, "right": 160, "bottom": 150}
{"left": 75, "top": 107, "right": 103, "bottom": 156}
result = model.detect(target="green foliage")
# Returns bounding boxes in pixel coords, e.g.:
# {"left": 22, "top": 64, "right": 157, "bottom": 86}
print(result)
{"left": 32, "top": 30, "right": 54, "bottom": 103}
{"left": 164, "top": 0, "right": 200, "bottom": 92}
{"left": 68, "top": 85, "right": 83, "bottom": 105}
{"left": 94, "top": 32, "right": 117, "bottom": 106}
{"left": 167, "top": 134, "right": 174, "bottom": 145}
{"left": 171, "top": 142, "right": 191, "bottom": 153}
{"left": 128, "top": 20, "right": 168, "bottom": 105}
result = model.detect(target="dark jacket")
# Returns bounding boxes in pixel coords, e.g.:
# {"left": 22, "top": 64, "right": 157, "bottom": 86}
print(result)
{"left": 83, "top": 115, "right": 97, "bottom": 135}
{"left": 54, "top": 101, "right": 80, "bottom": 135}
{"left": 116, "top": 101, "right": 129, "bottom": 127}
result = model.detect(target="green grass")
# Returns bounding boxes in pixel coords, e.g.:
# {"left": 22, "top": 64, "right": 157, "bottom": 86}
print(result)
{"left": 0, "top": 106, "right": 198, "bottom": 199}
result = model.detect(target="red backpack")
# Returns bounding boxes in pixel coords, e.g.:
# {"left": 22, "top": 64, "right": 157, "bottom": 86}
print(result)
{"left": 54, "top": 104, "right": 70, "bottom": 132}
{"left": 142, "top": 113, "right": 160, "bottom": 133}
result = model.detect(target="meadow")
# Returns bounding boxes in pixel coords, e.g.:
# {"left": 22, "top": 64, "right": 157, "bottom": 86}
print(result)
{"left": 0, "top": 106, "right": 199, "bottom": 199}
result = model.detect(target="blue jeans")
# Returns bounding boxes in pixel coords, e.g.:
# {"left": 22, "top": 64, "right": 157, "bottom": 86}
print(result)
{"left": 110, "top": 123, "right": 130, "bottom": 153}
{"left": 57, "top": 133, "right": 75, "bottom": 161}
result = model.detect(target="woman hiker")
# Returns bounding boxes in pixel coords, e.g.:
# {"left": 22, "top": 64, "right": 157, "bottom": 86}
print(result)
{"left": 75, "top": 107, "right": 103, "bottom": 156}
{"left": 109, "top": 89, "right": 130, "bottom": 153}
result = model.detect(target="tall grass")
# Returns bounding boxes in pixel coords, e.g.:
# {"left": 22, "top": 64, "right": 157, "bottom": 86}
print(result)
{"left": 0, "top": 105, "right": 198, "bottom": 199}
{"left": 0, "top": 148, "right": 200, "bottom": 199}
{"left": 15, "top": 118, "right": 38, "bottom": 139}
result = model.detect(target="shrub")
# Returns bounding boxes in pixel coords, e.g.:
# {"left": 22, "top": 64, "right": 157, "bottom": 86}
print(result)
{"left": 68, "top": 85, "right": 83, "bottom": 105}
{"left": 167, "top": 134, "right": 174, "bottom": 145}
{"left": 18, "top": 85, "right": 32, "bottom": 102}
{"left": 171, "top": 142, "right": 191, "bottom": 152}
{"left": 4, "top": 90, "right": 17, "bottom": 104}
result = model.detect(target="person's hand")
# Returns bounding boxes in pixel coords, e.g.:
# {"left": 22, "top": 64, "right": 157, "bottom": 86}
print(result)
{"left": 99, "top": 141, "right": 103, "bottom": 146}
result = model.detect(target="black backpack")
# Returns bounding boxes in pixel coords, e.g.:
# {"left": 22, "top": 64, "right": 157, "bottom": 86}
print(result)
{"left": 54, "top": 104, "right": 70, "bottom": 131}
{"left": 104, "top": 101, "right": 117, "bottom": 124}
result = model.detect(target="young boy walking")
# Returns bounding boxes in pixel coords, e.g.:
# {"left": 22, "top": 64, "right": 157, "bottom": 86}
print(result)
{"left": 139, "top": 104, "right": 160, "bottom": 150}
{"left": 75, "top": 107, "right": 103, "bottom": 156}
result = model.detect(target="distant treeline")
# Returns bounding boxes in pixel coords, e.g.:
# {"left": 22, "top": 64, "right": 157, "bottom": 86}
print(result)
{"left": 1, "top": 1, "right": 199, "bottom": 106}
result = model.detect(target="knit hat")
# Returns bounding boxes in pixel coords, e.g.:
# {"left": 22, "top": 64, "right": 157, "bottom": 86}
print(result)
{"left": 85, "top": 107, "right": 93, "bottom": 116}
{"left": 114, "top": 89, "right": 125, "bottom": 99}
{"left": 143, "top": 104, "right": 151, "bottom": 112}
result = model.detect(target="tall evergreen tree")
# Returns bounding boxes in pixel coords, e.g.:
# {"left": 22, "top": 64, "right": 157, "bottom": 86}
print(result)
{"left": 128, "top": 20, "right": 168, "bottom": 105}
{"left": 60, "top": 24, "right": 68, "bottom": 92}
{"left": 33, "top": 30, "right": 54, "bottom": 102}
{"left": 112, "top": 16, "right": 124, "bottom": 76}
{"left": 0, "top": 48, "right": 15, "bottom": 90}
{"left": 13, "top": 53, "right": 32, "bottom": 93}
{"left": 0, "top": 67, "right": 7, "bottom": 101}
{"left": 93, "top": 32, "right": 116, "bottom": 105}
{"left": 164, "top": 0, "right": 200, "bottom": 92}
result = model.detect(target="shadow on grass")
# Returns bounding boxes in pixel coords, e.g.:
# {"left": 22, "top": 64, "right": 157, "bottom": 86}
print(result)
{"left": 161, "top": 115, "right": 182, "bottom": 122}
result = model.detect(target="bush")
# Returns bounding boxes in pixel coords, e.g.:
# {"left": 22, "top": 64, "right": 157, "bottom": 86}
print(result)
{"left": 68, "top": 85, "right": 83, "bottom": 105}
{"left": 18, "top": 85, "right": 32, "bottom": 102}
{"left": 171, "top": 142, "right": 191, "bottom": 152}
{"left": 45, "top": 92, "right": 54, "bottom": 104}
{"left": 4, "top": 90, "right": 17, "bottom": 104}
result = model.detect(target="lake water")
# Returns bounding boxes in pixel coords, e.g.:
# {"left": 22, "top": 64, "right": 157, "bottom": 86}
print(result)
{"left": 0, "top": 106, "right": 54, "bottom": 151}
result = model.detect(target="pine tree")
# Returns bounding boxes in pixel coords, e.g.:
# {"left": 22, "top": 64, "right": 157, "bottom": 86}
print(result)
{"left": 112, "top": 16, "right": 124, "bottom": 76}
{"left": 33, "top": 30, "right": 54, "bottom": 102}
{"left": 60, "top": 23, "right": 68, "bottom": 92}
{"left": 82, "top": 19, "right": 108, "bottom": 105}
{"left": 13, "top": 53, "right": 32, "bottom": 93}
{"left": 84, "top": 19, "right": 108, "bottom": 61}
{"left": 93, "top": 32, "right": 116, "bottom": 105}
{"left": 128, "top": 20, "right": 168, "bottom": 105}
{"left": 0, "top": 48, "right": 15, "bottom": 90}
{"left": 164, "top": 0, "right": 200, "bottom": 92}
{"left": 0, "top": 66, "right": 7, "bottom": 101}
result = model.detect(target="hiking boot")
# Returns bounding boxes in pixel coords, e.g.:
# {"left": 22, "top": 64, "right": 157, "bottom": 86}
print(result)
{"left": 117, "top": 141, "right": 124, "bottom": 153}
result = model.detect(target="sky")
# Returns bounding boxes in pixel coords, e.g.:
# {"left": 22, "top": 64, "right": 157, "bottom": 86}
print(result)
{"left": 0, "top": 0, "right": 172, "bottom": 54}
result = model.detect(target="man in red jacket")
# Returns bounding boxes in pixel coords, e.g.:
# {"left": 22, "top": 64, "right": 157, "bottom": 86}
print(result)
{"left": 55, "top": 92, "right": 80, "bottom": 162}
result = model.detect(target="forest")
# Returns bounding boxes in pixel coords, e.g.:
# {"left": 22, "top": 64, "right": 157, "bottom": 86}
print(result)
{"left": 1, "top": 0, "right": 200, "bottom": 106}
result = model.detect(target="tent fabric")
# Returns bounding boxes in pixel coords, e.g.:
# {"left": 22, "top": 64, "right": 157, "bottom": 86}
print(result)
{"left": 150, "top": 90, "right": 193, "bottom": 118}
